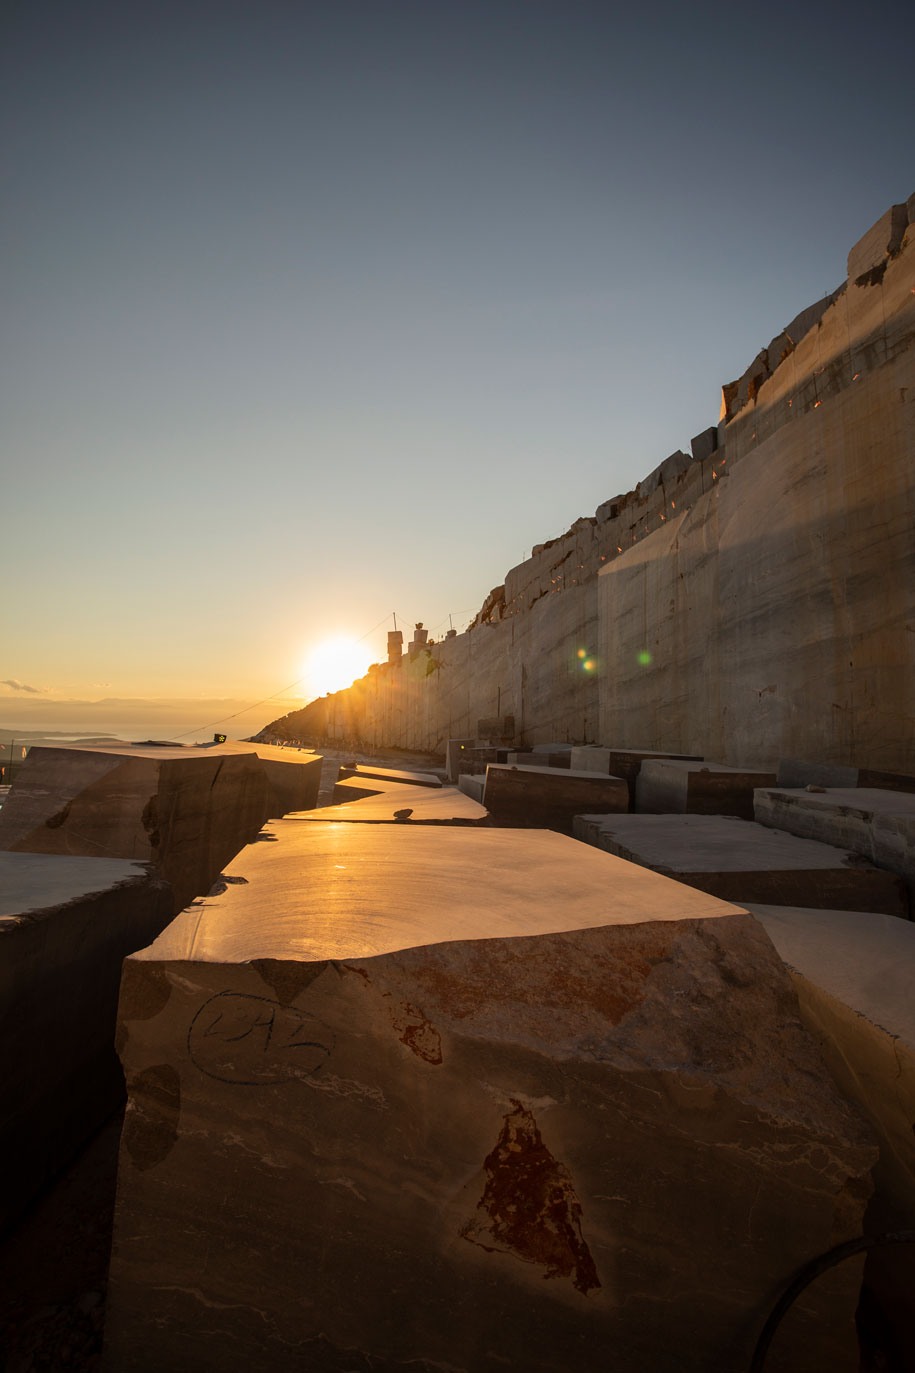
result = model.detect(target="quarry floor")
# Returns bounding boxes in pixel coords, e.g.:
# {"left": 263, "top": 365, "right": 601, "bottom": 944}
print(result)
{"left": 0, "top": 744, "right": 905, "bottom": 1371}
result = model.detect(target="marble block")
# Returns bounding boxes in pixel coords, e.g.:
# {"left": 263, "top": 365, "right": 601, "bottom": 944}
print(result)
{"left": 445, "top": 738, "right": 475, "bottom": 783}
{"left": 293, "top": 783, "right": 487, "bottom": 826}
{"left": 754, "top": 787, "right": 915, "bottom": 901}
{"left": 509, "top": 750, "right": 571, "bottom": 769}
{"left": 337, "top": 764, "right": 443, "bottom": 789}
{"left": 0, "top": 744, "right": 270, "bottom": 914}
{"left": 572, "top": 814, "right": 907, "bottom": 916}
{"left": 457, "top": 773, "right": 485, "bottom": 803}
{"left": 570, "top": 748, "right": 704, "bottom": 805}
{"left": 106, "top": 822, "right": 875, "bottom": 1373}
{"left": 0, "top": 852, "right": 173, "bottom": 1230}
{"left": 637, "top": 760, "right": 777, "bottom": 820}
{"left": 746, "top": 903, "right": 915, "bottom": 1368}
{"left": 20, "top": 737, "right": 323, "bottom": 818}
{"left": 205, "top": 740, "right": 323, "bottom": 816}
{"left": 745, "top": 904, "right": 915, "bottom": 1223}
{"left": 446, "top": 746, "right": 513, "bottom": 775}
{"left": 332, "top": 775, "right": 419, "bottom": 804}
{"left": 531, "top": 744, "right": 573, "bottom": 768}
{"left": 483, "top": 764, "right": 628, "bottom": 833}
{"left": 776, "top": 760, "right": 915, "bottom": 795}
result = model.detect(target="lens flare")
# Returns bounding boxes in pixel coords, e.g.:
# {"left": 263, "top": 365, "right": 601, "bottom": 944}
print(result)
{"left": 304, "top": 638, "right": 373, "bottom": 696}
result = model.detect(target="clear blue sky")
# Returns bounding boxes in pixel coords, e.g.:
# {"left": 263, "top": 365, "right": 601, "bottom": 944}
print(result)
{"left": 2, "top": 0, "right": 912, "bottom": 734}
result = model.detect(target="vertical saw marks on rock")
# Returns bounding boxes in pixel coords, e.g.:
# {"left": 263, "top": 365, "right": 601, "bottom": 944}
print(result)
{"left": 461, "top": 1100, "right": 600, "bottom": 1295}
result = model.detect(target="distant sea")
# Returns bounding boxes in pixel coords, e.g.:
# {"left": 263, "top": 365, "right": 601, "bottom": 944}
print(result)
{"left": 0, "top": 727, "right": 256, "bottom": 750}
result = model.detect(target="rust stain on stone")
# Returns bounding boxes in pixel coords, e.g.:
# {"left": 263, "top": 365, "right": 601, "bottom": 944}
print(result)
{"left": 123, "top": 1063, "right": 180, "bottom": 1171}
{"left": 461, "top": 1101, "right": 600, "bottom": 1295}
{"left": 400, "top": 925, "right": 676, "bottom": 1029}
{"left": 384, "top": 994, "right": 443, "bottom": 1064}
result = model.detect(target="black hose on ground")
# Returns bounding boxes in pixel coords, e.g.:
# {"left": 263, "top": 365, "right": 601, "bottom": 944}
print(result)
{"left": 750, "top": 1230, "right": 915, "bottom": 1372}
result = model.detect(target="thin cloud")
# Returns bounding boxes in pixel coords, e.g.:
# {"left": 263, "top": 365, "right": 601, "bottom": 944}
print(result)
{"left": 2, "top": 679, "right": 43, "bottom": 694}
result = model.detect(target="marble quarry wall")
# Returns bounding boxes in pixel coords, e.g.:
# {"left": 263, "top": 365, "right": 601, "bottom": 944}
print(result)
{"left": 267, "top": 195, "right": 914, "bottom": 768}
{"left": 601, "top": 199, "right": 915, "bottom": 771}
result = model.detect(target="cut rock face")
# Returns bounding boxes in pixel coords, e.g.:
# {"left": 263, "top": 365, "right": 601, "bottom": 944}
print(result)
{"left": 0, "top": 852, "right": 173, "bottom": 1230}
{"left": 106, "top": 823, "right": 875, "bottom": 1372}
{"left": 204, "top": 740, "right": 323, "bottom": 816}
{"left": 754, "top": 787, "right": 915, "bottom": 902}
{"left": 569, "top": 748, "right": 704, "bottom": 805}
{"left": 482, "top": 763, "right": 629, "bottom": 832}
{"left": 573, "top": 813, "right": 907, "bottom": 915}
{"left": 746, "top": 903, "right": 915, "bottom": 1368}
{"left": 636, "top": 760, "right": 777, "bottom": 819}
{"left": 746, "top": 904, "right": 915, "bottom": 1224}
{"left": 776, "top": 760, "right": 915, "bottom": 794}
{"left": 0, "top": 743, "right": 271, "bottom": 913}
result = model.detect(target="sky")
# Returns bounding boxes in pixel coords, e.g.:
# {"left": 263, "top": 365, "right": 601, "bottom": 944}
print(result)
{"left": 2, "top": 0, "right": 913, "bottom": 738}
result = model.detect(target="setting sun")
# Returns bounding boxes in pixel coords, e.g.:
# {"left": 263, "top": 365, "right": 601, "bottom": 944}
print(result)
{"left": 304, "top": 638, "right": 374, "bottom": 697}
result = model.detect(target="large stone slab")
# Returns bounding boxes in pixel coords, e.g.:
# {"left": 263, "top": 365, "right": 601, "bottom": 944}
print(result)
{"left": 445, "top": 746, "right": 513, "bottom": 775}
{"left": 754, "top": 787, "right": 915, "bottom": 901}
{"left": 0, "top": 852, "right": 173, "bottom": 1231}
{"left": 106, "top": 822, "right": 875, "bottom": 1372}
{"left": 0, "top": 743, "right": 271, "bottom": 913}
{"left": 483, "top": 763, "right": 628, "bottom": 833}
{"left": 776, "top": 759, "right": 915, "bottom": 794}
{"left": 337, "top": 763, "right": 443, "bottom": 789}
{"left": 745, "top": 904, "right": 914, "bottom": 1221}
{"left": 202, "top": 740, "right": 322, "bottom": 816}
{"left": 530, "top": 743, "right": 573, "bottom": 768}
{"left": 570, "top": 748, "right": 704, "bottom": 805}
{"left": 294, "top": 783, "right": 487, "bottom": 826}
{"left": 746, "top": 903, "right": 915, "bottom": 1367}
{"left": 22, "top": 737, "right": 323, "bottom": 818}
{"left": 457, "top": 773, "right": 485, "bottom": 803}
{"left": 572, "top": 813, "right": 907, "bottom": 915}
{"left": 331, "top": 774, "right": 431, "bottom": 804}
{"left": 445, "top": 738, "right": 475, "bottom": 782}
{"left": 509, "top": 750, "right": 572, "bottom": 769}
{"left": 637, "top": 759, "right": 776, "bottom": 820}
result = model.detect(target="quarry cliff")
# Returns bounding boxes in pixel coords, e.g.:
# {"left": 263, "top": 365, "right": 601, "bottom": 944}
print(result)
{"left": 262, "top": 193, "right": 915, "bottom": 774}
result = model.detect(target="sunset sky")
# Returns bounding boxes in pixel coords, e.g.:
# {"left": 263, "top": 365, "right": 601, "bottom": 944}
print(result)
{"left": 2, "top": 0, "right": 912, "bottom": 737}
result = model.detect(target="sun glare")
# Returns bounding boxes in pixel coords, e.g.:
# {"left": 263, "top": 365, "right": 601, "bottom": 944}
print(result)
{"left": 304, "top": 638, "right": 373, "bottom": 697}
